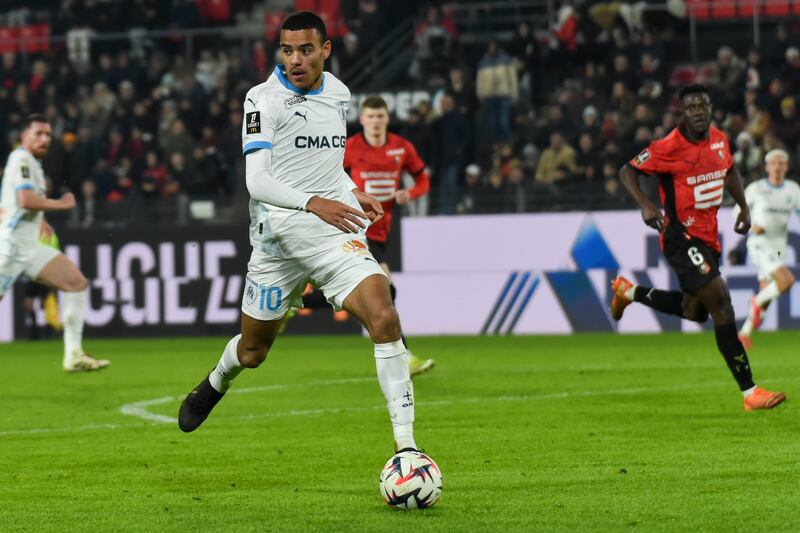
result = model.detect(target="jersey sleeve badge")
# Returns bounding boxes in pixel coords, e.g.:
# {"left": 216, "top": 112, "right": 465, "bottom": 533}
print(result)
{"left": 246, "top": 111, "right": 261, "bottom": 134}
{"left": 21, "top": 165, "right": 30, "bottom": 178}
{"left": 633, "top": 150, "right": 650, "bottom": 166}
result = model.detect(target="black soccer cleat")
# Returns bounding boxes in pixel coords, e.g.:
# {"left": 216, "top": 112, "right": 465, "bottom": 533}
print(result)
{"left": 178, "top": 376, "right": 225, "bottom": 432}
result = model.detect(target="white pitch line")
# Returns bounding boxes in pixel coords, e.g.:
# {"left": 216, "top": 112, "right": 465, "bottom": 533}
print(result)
{"left": 0, "top": 377, "right": 789, "bottom": 438}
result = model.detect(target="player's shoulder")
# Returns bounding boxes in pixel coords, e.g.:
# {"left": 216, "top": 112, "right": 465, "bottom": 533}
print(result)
{"left": 6, "top": 147, "right": 32, "bottom": 166}
{"left": 647, "top": 127, "right": 682, "bottom": 153}
{"left": 346, "top": 133, "right": 364, "bottom": 149}
{"left": 387, "top": 132, "right": 412, "bottom": 149}
{"left": 709, "top": 126, "right": 729, "bottom": 142}
{"left": 244, "top": 76, "right": 285, "bottom": 110}
{"left": 322, "top": 71, "right": 350, "bottom": 99}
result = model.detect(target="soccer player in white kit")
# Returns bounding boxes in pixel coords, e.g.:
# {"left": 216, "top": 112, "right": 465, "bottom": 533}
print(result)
{"left": 178, "top": 12, "right": 421, "bottom": 454}
{"left": 0, "top": 115, "right": 109, "bottom": 372}
{"left": 737, "top": 149, "right": 800, "bottom": 348}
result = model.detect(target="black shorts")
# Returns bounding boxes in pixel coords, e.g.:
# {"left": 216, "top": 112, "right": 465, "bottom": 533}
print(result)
{"left": 367, "top": 238, "right": 388, "bottom": 264}
{"left": 663, "top": 230, "right": 721, "bottom": 294}
{"left": 24, "top": 280, "right": 50, "bottom": 299}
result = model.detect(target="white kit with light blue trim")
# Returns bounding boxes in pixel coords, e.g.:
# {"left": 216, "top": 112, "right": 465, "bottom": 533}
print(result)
{"left": 0, "top": 147, "right": 47, "bottom": 252}
{"left": 241, "top": 65, "right": 361, "bottom": 258}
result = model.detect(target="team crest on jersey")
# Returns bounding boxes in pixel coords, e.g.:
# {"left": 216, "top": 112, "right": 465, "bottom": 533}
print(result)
{"left": 342, "top": 239, "right": 369, "bottom": 255}
{"left": 21, "top": 165, "right": 29, "bottom": 178}
{"left": 717, "top": 150, "right": 724, "bottom": 160}
{"left": 284, "top": 94, "right": 307, "bottom": 107}
{"left": 336, "top": 101, "right": 348, "bottom": 125}
{"left": 246, "top": 112, "right": 261, "bottom": 134}
{"left": 633, "top": 150, "right": 650, "bottom": 166}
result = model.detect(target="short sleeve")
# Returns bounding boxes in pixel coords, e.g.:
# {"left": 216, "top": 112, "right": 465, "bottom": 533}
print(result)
{"left": 242, "top": 92, "right": 282, "bottom": 156}
{"left": 628, "top": 140, "right": 672, "bottom": 175}
{"left": 403, "top": 140, "right": 426, "bottom": 175}
{"left": 7, "top": 155, "right": 34, "bottom": 191}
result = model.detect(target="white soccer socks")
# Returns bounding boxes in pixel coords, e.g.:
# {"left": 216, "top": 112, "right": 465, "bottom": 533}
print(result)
{"left": 755, "top": 281, "right": 781, "bottom": 308}
{"left": 209, "top": 334, "right": 243, "bottom": 393}
{"left": 61, "top": 290, "right": 86, "bottom": 366}
{"left": 375, "top": 340, "right": 417, "bottom": 451}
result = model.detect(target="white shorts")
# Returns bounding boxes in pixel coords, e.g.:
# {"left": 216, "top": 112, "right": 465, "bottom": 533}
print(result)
{"left": 747, "top": 241, "right": 785, "bottom": 282}
{"left": 0, "top": 243, "right": 61, "bottom": 297}
{"left": 241, "top": 234, "right": 386, "bottom": 321}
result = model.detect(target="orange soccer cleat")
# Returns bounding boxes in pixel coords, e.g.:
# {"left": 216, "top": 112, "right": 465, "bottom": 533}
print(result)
{"left": 743, "top": 387, "right": 786, "bottom": 411}
{"left": 738, "top": 334, "right": 752, "bottom": 350}
{"left": 610, "top": 275, "right": 635, "bottom": 321}
{"left": 749, "top": 296, "right": 763, "bottom": 329}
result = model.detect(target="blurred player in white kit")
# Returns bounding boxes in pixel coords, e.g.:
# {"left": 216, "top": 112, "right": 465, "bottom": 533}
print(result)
{"left": 0, "top": 114, "right": 109, "bottom": 372}
{"left": 737, "top": 149, "right": 800, "bottom": 348}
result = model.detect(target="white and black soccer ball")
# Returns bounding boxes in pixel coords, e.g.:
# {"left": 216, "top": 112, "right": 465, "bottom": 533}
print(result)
{"left": 379, "top": 450, "right": 442, "bottom": 510}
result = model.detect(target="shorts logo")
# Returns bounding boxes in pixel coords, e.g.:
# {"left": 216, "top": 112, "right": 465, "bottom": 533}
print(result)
{"left": 245, "top": 277, "right": 258, "bottom": 305}
{"left": 284, "top": 95, "right": 307, "bottom": 107}
{"left": 246, "top": 111, "right": 261, "bottom": 134}
{"left": 342, "top": 239, "right": 369, "bottom": 255}
{"left": 698, "top": 263, "right": 711, "bottom": 275}
{"left": 633, "top": 150, "right": 650, "bottom": 166}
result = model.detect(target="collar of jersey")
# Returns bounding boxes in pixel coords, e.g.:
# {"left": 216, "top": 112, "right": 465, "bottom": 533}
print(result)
{"left": 764, "top": 178, "right": 786, "bottom": 189}
{"left": 274, "top": 66, "right": 325, "bottom": 95}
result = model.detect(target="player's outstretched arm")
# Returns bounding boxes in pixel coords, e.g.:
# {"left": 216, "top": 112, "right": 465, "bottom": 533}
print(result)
{"left": 619, "top": 164, "right": 664, "bottom": 232}
{"left": 17, "top": 189, "right": 75, "bottom": 212}
{"left": 724, "top": 166, "right": 750, "bottom": 234}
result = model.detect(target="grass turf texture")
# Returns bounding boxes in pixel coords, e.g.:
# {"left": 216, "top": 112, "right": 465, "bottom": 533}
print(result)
{"left": 0, "top": 332, "right": 797, "bottom": 532}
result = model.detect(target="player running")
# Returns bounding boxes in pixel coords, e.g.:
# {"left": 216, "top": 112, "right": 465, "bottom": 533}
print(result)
{"left": 737, "top": 149, "right": 800, "bottom": 348}
{"left": 609, "top": 84, "right": 785, "bottom": 411}
{"left": 0, "top": 114, "right": 109, "bottom": 372}
{"left": 300, "top": 95, "right": 434, "bottom": 376}
{"left": 178, "top": 12, "right": 422, "bottom": 454}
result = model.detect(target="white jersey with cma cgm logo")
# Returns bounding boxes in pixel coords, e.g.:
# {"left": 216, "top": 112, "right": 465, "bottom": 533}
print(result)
{"left": 241, "top": 65, "right": 361, "bottom": 258}
{"left": 0, "top": 147, "right": 47, "bottom": 255}
{"left": 742, "top": 178, "right": 800, "bottom": 251}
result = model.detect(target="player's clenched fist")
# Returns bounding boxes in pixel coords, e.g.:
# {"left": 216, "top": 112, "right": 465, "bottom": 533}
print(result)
{"left": 640, "top": 202, "right": 664, "bottom": 233}
{"left": 59, "top": 192, "right": 76, "bottom": 210}
{"left": 734, "top": 208, "right": 751, "bottom": 235}
{"left": 306, "top": 195, "right": 368, "bottom": 234}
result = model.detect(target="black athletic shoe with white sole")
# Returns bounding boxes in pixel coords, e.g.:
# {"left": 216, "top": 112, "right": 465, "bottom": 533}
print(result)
{"left": 178, "top": 376, "right": 224, "bottom": 432}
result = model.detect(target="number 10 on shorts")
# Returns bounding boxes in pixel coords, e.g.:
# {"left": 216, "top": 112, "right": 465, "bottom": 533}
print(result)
{"left": 259, "top": 286, "right": 283, "bottom": 311}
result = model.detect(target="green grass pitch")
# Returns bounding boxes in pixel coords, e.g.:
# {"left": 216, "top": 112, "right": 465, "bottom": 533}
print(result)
{"left": 1, "top": 332, "right": 798, "bottom": 532}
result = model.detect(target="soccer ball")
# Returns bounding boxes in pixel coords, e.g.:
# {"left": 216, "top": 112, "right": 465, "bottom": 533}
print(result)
{"left": 379, "top": 450, "right": 442, "bottom": 510}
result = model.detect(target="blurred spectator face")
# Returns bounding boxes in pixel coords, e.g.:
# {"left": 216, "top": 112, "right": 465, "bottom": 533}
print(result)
{"left": 634, "top": 104, "right": 651, "bottom": 122}
{"left": 613, "top": 55, "right": 629, "bottom": 73}
{"left": 79, "top": 128, "right": 92, "bottom": 143}
{"left": 99, "top": 54, "right": 112, "bottom": 70}
{"left": 516, "top": 22, "right": 530, "bottom": 38}
{"left": 508, "top": 167, "right": 524, "bottom": 185}
{"left": 2, "top": 52, "right": 14, "bottom": 69}
{"left": 279, "top": 24, "right": 332, "bottom": 92}
{"left": 62, "top": 132, "right": 77, "bottom": 151}
{"left": 449, "top": 67, "right": 463, "bottom": 86}
{"left": 578, "top": 134, "right": 592, "bottom": 152}
{"left": 120, "top": 81, "right": 135, "bottom": 101}
{"left": 602, "top": 162, "right": 616, "bottom": 179}
{"left": 612, "top": 82, "right": 626, "bottom": 98}
{"left": 786, "top": 47, "right": 800, "bottom": 67}
{"left": 487, "top": 41, "right": 498, "bottom": 56}
{"left": 489, "top": 172, "right": 503, "bottom": 188}
{"left": 440, "top": 95, "right": 455, "bottom": 113}
{"left": 110, "top": 129, "right": 123, "bottom": 144}
{"left": 548, "top": 105, "right": 563, "bottom": 122}
{"left": 407, "top": 109, "right": 420, "bottom": 125}
{"left": 359, "top": 104, "right": 390, "bottom": 137}
{"left": 202, "top": 126, "right": 215, "bottom": 142}
{"left": 747, "top": 48, "right": 760, "bottom": 65}
{"left": 634, "top": 126, "right": 651, "bottom": 144}
{"left": 781, "top": 98, "right": 796, "bottom": 119}
{"left": 146, "top": 151, "right": 159, "bottom": 167}
{"left": 344, "top": 34, "right": 359, "bottom": 54}
{"left": 641, "top": 53, "right": 654, "bottom": 72}
{"left": 170, "top": 152, "right": 185, "bottom": 170}
{"left": 499, "top": 143, "right": 513, "bottom": 158}
{"left": 550, "top": 133, "right": 563, "bottom": 150}
{"left": 193, "top": 147, "right": 205, "bottom": 160}
{"left": 426, "top": 6, "right": 441, "bottom": 23}
{"left": 717, "top": 46, "right": 733, "bottom": 66}
{"left": 171, "top": 120, "right": 187, "bottom": 135}
{"left": 417, "top": 100, "right": 431, "bottom": 116}
{"left": 130, "top": 127, "right": 142, "bottom": 140}
{"left": 82, "top": 180, "right": 96, "bottom": 199}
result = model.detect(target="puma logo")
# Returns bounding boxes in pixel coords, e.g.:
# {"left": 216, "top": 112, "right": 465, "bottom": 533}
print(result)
{"left": 293, "top": 111, "right": 308, "bottom": 123}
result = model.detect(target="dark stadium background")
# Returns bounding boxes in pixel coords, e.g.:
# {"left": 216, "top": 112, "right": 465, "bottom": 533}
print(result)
{"left": 1, "top": 0, "right": 799, "bottom": 339}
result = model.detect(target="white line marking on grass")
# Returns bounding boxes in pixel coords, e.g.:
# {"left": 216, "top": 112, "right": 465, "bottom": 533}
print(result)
{"left": 1, "top": 377, "right": 788, "bottom": 438}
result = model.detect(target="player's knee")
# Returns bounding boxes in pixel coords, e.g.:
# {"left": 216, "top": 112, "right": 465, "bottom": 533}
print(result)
{"left": 686, "top": 307, "right": 709, "bottom": 323}
{"left": 370, "top": 305, "right": 401, "bottom": 342}
{"left": 711, "top": 300, "right": 735, "bottom": 325}
{"left": 778, "top": 271, "right": 795, "bottom": 292}
{"left": 63, "top": 273, "right": 89, "bottom": 292}
{"left": 238, "top": 341, "right": 270, "bottom": 368}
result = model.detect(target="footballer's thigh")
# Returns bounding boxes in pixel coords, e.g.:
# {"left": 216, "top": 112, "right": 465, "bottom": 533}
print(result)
{"left": 31, "top": 247, "right": 88, "bottom": 292}
{"left": 239, "top": 250, "right": 307, "bottom": 366}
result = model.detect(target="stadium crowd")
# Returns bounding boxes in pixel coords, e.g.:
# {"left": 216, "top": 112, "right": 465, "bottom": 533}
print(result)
{"left": 0, "top": 0, "right": 798, "bottom": 224}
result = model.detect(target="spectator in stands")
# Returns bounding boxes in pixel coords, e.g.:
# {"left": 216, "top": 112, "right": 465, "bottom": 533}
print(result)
{"left": 506, "top": 164, "right": 528, "bottom": 213}
{"left": 745, "top": 47, "right": 765, "bottom": 93}
{"left": 535, "top": 132, "right": 576, "bottom": 185}
{"left": 476, "top": 41, "right": 517, "bottom": 147}
{"left": 734, "top": 131, "right": 763, "bottom": 184}
{"left": 773, "top": 97, "right": 800, "bottom": 155}
{"left": 575, "top": 133, "right": 601, "bottom": 182}
{"left": 434, "top": 94, "right": 471, "bottom": 214}
{"left": 745, "top": 102, "right": 770, "bottom": 141}
{"left": 400, "top": 107, "right": 437, "bottom": 172}
{"left": 409, "top": 4, "right": 457, "bottom": 84}
{"left": 445, "top": 66, "right": 477, "bottom": 119}
{"left": 457, "top": 164, "right": 482, "bottom": 215}
{"left": 159, "top": 118, "right": 193, "bottom": 161}
{"left": 508, "top": 21, "right": 539, "bottom": 106}
{"left": 780, "top": 47, "right": 800, "bottom": 96}
{"left": 712, "top": 46, "right": 746, "bottom": 113}
{"left": 579, "top": 105, "right": 601, "bottom": 140}
{"left": 478, "top": 170, "right": 511, "bottom": 214}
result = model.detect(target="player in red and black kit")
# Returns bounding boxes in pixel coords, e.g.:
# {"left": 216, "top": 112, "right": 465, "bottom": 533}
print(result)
{"left": 610, "top": 85, "right": 785, "bottom": 411}
{"left": 302, "top": 95, "right": 434, "bottom": 375}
